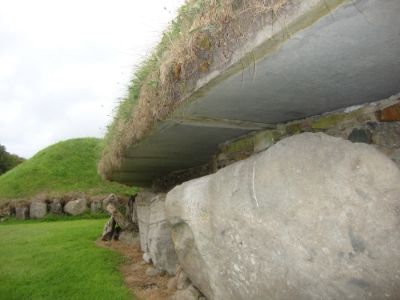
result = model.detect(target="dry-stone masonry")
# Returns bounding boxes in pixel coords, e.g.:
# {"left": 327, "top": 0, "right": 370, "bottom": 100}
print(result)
{"left": 29, "top": 201, "right": 47, "bottom": 219}
{"left": 136, "top": 192, "right": 178, "bottom": 275}
{"left": 64, "top": 198, "right": 87, "bottom": 216}
{"left": 166, "top": 133, "right": 400, "bottom": 300}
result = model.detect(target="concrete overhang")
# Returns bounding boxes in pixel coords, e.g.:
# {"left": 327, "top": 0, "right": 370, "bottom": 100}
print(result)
{"left": 110, "top": 0, "right": 400, "bottom": 186}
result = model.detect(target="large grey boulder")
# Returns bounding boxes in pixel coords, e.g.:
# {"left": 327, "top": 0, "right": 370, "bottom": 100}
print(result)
{"left": 29, "top": 201, "right": 47, "bottom": 219}
{"left": 166, "top": 133, "right": 400, "bottom": 300}
{"left": 136, "top": 192, "right": 178, "bottom": 274}
{"left": 64, "top": 198, "right": 87, "bottom": 216}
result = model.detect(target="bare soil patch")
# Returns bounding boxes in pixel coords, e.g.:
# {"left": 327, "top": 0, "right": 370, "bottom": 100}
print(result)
{"left": 97, "top": 239, "right": 175, "bottom": 300}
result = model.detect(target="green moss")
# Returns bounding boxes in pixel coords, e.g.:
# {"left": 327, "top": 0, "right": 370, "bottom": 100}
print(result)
{"left": 223, "top": 136, "right": 255, "bottom": 154}
{"left": 311, "top": 114, "right": 348, "bottom": 130}
{"left": 285, "top": 123, "right": 303, "bottom": 135}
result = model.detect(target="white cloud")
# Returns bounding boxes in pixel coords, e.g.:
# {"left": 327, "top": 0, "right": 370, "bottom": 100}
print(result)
{"left": 0, "top": 0, "right": 185, "bottom": 158}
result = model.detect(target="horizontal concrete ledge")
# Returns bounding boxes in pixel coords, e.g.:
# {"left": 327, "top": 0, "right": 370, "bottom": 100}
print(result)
{"left": 170, "top": 115, "right": 274, "bottom": 130}
{"left": 108, "top": 0, "right": 400, "bottom": 187}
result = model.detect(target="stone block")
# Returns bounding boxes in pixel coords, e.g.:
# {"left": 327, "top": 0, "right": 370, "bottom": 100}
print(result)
{"left": 29, "top": 201, "right": 47, "bottom": 219}
{"left": 166, "top": 133, "right": 400, "bottom": 300}
{"left": 15, "top": 207, "right": 29, "bottom": 220}
{"left": 64, "top": 198, "right": 87, "bottom": 216}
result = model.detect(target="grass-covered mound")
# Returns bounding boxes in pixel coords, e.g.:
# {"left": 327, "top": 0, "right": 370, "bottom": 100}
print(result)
{"left": 0, "top": 138, "right": 136, "bottom": 202}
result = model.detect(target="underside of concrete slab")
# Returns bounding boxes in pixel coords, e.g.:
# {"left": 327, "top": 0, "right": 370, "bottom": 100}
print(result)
{"left": 108, "top": 0, "right": 400, "bottom": 186}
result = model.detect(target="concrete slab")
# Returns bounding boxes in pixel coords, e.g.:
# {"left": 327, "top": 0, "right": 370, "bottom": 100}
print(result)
{"left": 178, "top": 0, "right": 400, "bottom": 123}
{"left": 110, "top": 0, "right": 400, "bottom": 186}
{"left": 110, "top": 121, "right": 254, "bottom": 185}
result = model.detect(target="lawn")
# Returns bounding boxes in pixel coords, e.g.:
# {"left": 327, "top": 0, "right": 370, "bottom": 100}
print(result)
{"left": 0, "top": 219, "right": 133, "bottom": 300}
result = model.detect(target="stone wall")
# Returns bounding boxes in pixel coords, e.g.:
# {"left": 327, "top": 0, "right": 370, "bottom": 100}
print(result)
{"left": 154, "top": 94, "right": 400, "bottom": 191}
{"left": 0, "top": 194, "right": 124, "bottom": 220}
{"left": 216, "top": 94, "right": 400, "bottom": 170}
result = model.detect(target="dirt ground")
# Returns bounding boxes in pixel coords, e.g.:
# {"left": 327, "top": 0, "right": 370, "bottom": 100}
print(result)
{"left": 97, "top": 239, "right": 175, "bottom": 300}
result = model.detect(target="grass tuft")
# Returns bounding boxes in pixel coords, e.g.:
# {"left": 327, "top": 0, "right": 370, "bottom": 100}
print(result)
{"left": 99, "top": 0, "right": 289, "bottom": 180}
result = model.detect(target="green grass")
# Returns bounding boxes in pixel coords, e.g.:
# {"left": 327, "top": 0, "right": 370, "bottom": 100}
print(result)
{"left": 1, "top": 212, "right": 109, "bottom": 225}
{"left": 0, "top": 219, "right": 133, "bottom": 300}
{"left": 0, "top": 138, "right": 136, "bottom": 201}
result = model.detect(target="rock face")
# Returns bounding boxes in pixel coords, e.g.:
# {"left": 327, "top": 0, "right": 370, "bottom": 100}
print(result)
{"left": 102, "top": 194, "right": 118, "bottom": 209}
{"left": 137, "top": 191, "right": 155, "bottom": 252}
{"left": 137, "top": 192, "right": 178, "bottom": 275}
{"left": 15, "top": 206, "right": 29, "bottom": 220}
{"left": 118, "top": 230, "right": 139, "bottom": 246}
{"left": 166, "top": 133, "right": 400, "bottom": 300}
{"left": 90, "top": 200, "right": 102, "bottom": 213}
{"left": 64, "top": 198, "right": 87, "bottom": 216}
{"left": 29, "top": 201, "right": 47, "bottom": 219}
{"left": 49, "top": 199, "right": 63, "bottom": 214}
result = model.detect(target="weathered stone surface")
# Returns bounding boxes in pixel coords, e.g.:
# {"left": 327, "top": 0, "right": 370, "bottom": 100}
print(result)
{"left": 136, "top": 192, "right": 178, "bottom": 274}
{"left": 15, "top": 207, "right": 29, "bottom": 220}
{"left": 253, "top": 130, "right": 280, "bottom": 153}
{"left": 166, "top": 133, "right": 400, "bottom": 300}
{"left": 348, "top": 128, "right": 372, "bottom": 144}
{"left": 0, "top": 205, "right": 11, "bottom": 218}
{"left": 148, "top": 194, "right": 178, "bottom": 275}
{"left": 376, "top": 103, "right": 400, "bottom": 122}
{"left": 29, "top": 201, "right": 47, "bottom": 219}
{"left": 49, "top": 199, "right": 62, "bottom": 214}
{"left": 105, "top": 202, "right": 134, "bottom": 231}
{"left": 143, "top": 252, "right": 152, "bottom": 264}
{"left": 127, "top": 195, "right": 138, "bottom": 224}
{"left": 64, "top": 198, "right": 87, "bottom": 216}
{"left": 168, "top": 276, "right": 178, "bottom": 291}
{"left": 118, "top": 230, "right": 139, "bottom": 246}
{"left": 372, "top": 122, "right": 400, "bottom": 148}
{"left": 102, "top": 194, "right": 118, "bottom": 209}
{"left": 171, "top": 285, "right": 201, "bottom": 300}
{"left": 136, "top": 191, "right": 155, "bottom": 252}
{"left": 101, "top": 217, "right": 116, "bottom": 241}
{"left": 177, "top": 269, "right": 191, "bottom": 290}
{"left": 146, "top": 266, "right": 161, "bottom": 277}
{"left": 90, "top": 200, "right": 102, "bottom": 213}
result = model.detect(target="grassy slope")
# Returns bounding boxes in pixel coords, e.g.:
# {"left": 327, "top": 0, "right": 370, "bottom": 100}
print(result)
{"left": 0, "top": 138, "right": 136, "bottom": 201}
{"left": 0, "top": 219, "right": 133, "bottom": 300}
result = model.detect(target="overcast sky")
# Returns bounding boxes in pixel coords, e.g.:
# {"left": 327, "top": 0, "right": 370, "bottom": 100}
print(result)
{"left": 0, "top": 0, "right": 185, "bottom": 158}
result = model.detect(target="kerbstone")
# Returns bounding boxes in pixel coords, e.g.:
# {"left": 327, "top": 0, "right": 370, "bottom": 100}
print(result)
{"left": 90, "top": 200, "right": 102, "bottom": 213}
{"left": 49, "top": 199, "right": 62, "bottom": 214}
{"left": 166, "top": 132, "right": 400, "bottom": 300}
{"left": 64, "top": 198, "right": 87, "bottom": 216}
{"left": 29, "top": 201, "right": 47, "bottom": 219}
{"left": 15, "top": 207, "right": 29, "bottom": 220}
